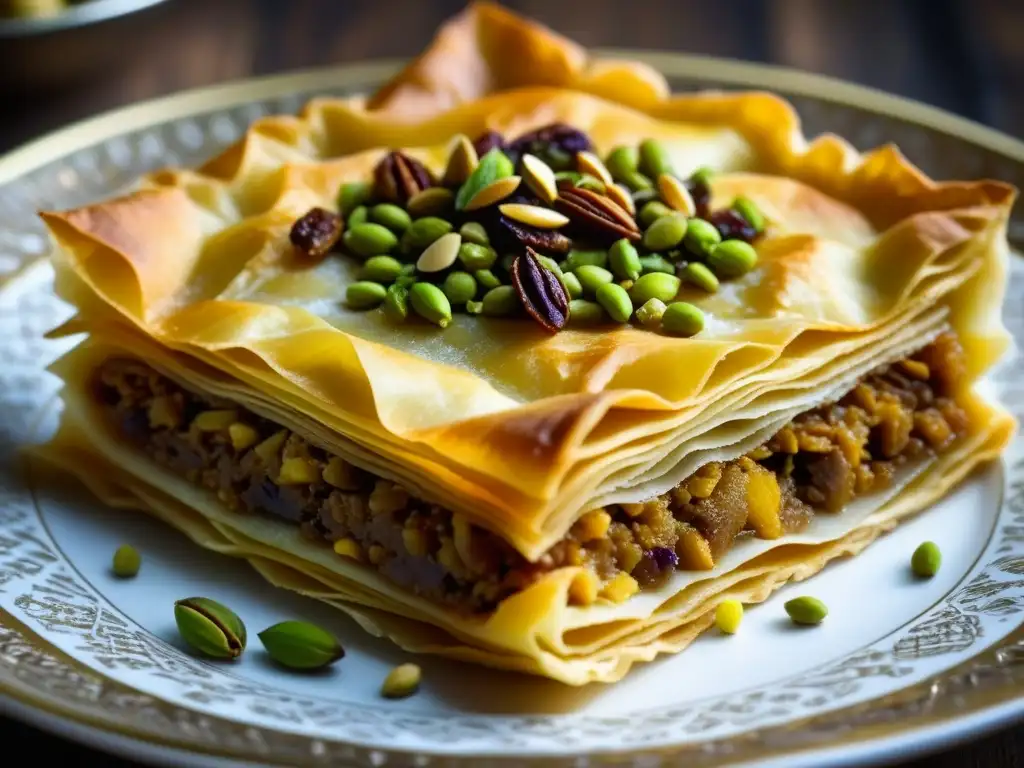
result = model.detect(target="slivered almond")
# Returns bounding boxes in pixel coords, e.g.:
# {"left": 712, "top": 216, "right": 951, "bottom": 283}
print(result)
{"left": 606, "top": 182, "right": 635, "bottom": 215}
{"left": 416, "top": 232, "right": 462, "bottom": 272}
{"left": 658, "top": 173, "right": 697, "bottom": 216}
{"left": 576, "top": 150, "right": 614, "bottom": 186}
{"left": 464, "top": 175, "right": 521, "bottom": 211}
{"left": 442, "top": 134, "right": 479, "bottom": 187}
{"left": 498, "top": 203, "right": 569, "bottom": 229}
{"left": 521, "top": 153, "right": 558, "bottom": 203}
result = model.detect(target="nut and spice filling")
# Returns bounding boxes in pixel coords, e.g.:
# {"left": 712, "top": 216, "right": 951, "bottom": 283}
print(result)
{"left": 93, "top": 332, "right": 969, "bottom": 613}
{"left": 291, "top": 123, "right": 767, "bottom": 338}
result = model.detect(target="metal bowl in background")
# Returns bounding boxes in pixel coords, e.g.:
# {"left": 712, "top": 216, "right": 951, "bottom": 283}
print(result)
{"left": 0, "top": 0, "right": 174, "bottom": 92}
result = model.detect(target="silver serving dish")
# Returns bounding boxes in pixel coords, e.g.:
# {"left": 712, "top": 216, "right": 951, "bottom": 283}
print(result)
{"left": 0, "top": 0, "right": 172, "bottom": 91}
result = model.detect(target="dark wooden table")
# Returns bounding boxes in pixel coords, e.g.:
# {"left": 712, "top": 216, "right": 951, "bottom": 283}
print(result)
{"left": 1, "top": 0, "right": 1022, "bottom": 765}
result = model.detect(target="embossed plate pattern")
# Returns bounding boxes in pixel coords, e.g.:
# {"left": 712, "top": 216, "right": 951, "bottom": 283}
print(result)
{"left": 0, "top": 55, "right": 1023, "bottom": 767}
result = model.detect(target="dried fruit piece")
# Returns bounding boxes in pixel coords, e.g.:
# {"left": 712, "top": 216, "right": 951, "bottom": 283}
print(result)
{"left": 373, "top": 151, "right": 434, "bottom": 205}
{"left": 289, "top": 207, "right": 342, "bottom": 259}
{"left": 472, "top": 130, "right": 505, "bottom": 158}
{"left": 554, "top": 187, "right": 641, "bottom": 243}
{"left": 511, "top": 247, "right": 570, "bottom": 333}
{"left": 494, "top": 215, "right": 573, "bottom": 255}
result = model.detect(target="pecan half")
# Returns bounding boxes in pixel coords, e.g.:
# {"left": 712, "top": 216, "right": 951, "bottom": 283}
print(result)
{"left": 554, "top": 187, "right": 641, "bottom": 243}
{"left": 373, "top": 151, "right": 435, "bottom": 205}
{"left": 472, "top": 130, "right": 506, "bottom": 158}
{"left": 289, "top": 207, "right": 342, "bottom": 259}
{"left": 512, "top": 247, "right": 569, "bottom": 333}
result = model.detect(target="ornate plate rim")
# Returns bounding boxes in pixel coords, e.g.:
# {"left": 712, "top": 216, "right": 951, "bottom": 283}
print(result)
{"left": 1, "top": 51, "right": 1023, "bottom": 767}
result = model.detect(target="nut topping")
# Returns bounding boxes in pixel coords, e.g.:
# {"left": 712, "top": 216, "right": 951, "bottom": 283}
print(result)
{"left": 554, "top": 187, "right": 641, "bottom": 243}
{"left": 289, "top": 207, "right": 342, "bottom": 259}
{"left": 511, "top": 247, "right": 570, "bottom": 333}
{"left": 373, "top": 151, "right": 435, "bottom": 205}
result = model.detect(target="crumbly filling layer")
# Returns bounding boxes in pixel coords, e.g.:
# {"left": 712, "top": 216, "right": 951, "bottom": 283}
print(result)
{"left": 94, "top": 333, "right": 968, "bottom": 612}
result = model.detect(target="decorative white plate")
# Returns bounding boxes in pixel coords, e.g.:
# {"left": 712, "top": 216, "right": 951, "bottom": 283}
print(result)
{"left": 1, "top": 55, "right": 1024, "bottom": 768}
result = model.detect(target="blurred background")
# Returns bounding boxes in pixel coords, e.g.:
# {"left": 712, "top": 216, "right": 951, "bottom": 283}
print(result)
{"left": 0, "top": 0, "right": 1022, "bottom": 766}
{"left": 0, "top": 0, "right": 1021, "bottom": 155}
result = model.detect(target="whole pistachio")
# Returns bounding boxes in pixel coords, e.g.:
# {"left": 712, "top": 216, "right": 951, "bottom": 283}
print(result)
{"left": 784, "top": 596, "right": 828, "bottom": 626}
{"left": 643, "top": 213, "right": 688, "bottom": 252}
{"left": 638, "top": 200, "right": 674, "bottom": 228}
{"left": 458, "top": 243, "right": 498, "bottom": 271}
{"left": 258, "top": 620, "right": 345, "bottom": 670}
{"left": 566, "top": 249, "right": 608, "bottom": 270}
{"left": 370, "top": 203, "right": 412, "bottom": 234}
{"left": 343, "top": 223, "right": 398, "bottom": 258}
{"left": 409, "top": 282, "right": 453, "bottom": 328}
{"left": 595, "top": 282, "right": 634, "bottom": 323}
{"left": 708, "top": 239, "right": 758, "bottom": 278}
{"left": 681, "top": 262, "right": 720, "bottom": 293}
{"left": 459, "top": 221, "right": 490, "bottom": 246}
{"left": 346, "top": 281, "right": 388, "bottom": 309}
{"left": 622, "top": 171, "right": 654, "bottom": 192}
{"left": 683, "top": 218, "right": 722, "bottom": 257}
{"left": 442, "top": 271, "right": 478, "bottom": 305}
{"left": 360, "top": 255, "right": 404, "bottom": 284}
{"left": 661, "top": 301, "right": 705, "bottom": 336}
{"left": 174, "top": 597, "right": 247, "bottom": 659}
{"left": 481, "top": 285, "right": 519, "bottom": 316}
{"left": 609, "top": 238, "right": 642, "bottom": 281}
{"left": 474, "top": 269, "right": 502, "bottom": 291}
{"left": 604, "top": 145, "right": 639, "bottom": 181}
{"left": 911, "top": 541, "right": 942, "bottom": 578}
{"left": 638, "top": 138, "right": 675, "bottom": 179}
{"left": 568, "top": 298, "right": 606, "bottom": 325}
{"left": 112, "top": 544, "right": 141, "bottom": 578}
{"left": 561, "top": 271, "right": 583, "bottom": 299}
{"left": 347, "top": 205, "right": 369, "bottom": 229}
{"left": 630, "top": 272, "right": 682, "bottom": 305}
{"left": 338, "top": 181, "right": 372, "bottom": 217}
{"left": 731, "top": 195, "right": 765, "bottom": 233}
{"left": 404, "top": 217, "right": 454, "bottom": 252}
{"left": 640, "top": 254, "right": 676, "bottom": 275}
{"left": 574, "top": 264, "right": 614, "bottom": 296}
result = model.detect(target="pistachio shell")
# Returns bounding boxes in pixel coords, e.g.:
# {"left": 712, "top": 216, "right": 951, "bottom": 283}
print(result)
{"left": 416, "top": 232, "right": 462, "bottom": 273}
{"left": 456, "top": 147, "right": 514, "bottom": 210}
{"left": 498, "top": 203, "right": 569, "bottom": 229}
{"left": 258, "top": 620, "right": 345, "bottom": 670}
{"left": 174, "top": 597, "right": 247, "bottom": 659}
{"left": 464, "top": 176, "right": 521, "bottom": 211}
{"left": 658, "top": 173, "right": 697, "bottom": 216}
{"left": 442, "top": 134, "right": 479, "bottom": 187}
{"left": 521, "top": 153, "right": 558, "bottom": 204}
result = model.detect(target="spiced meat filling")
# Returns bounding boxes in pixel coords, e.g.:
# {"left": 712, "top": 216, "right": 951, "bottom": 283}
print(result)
{"left": 93, "top": 332, "right": 968, "bottom": 612}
